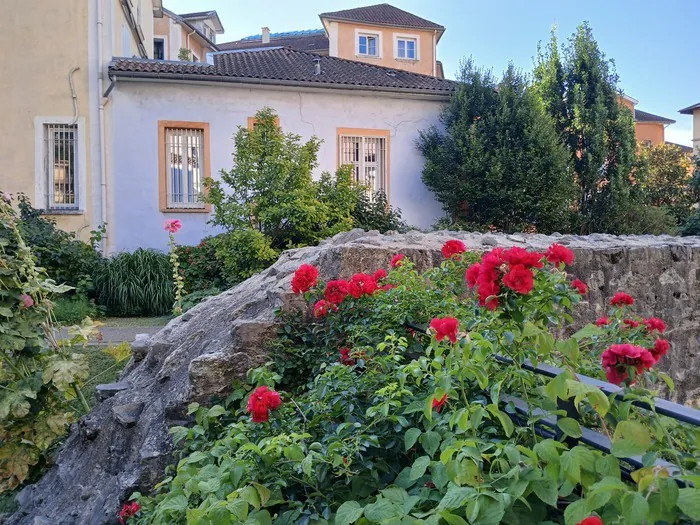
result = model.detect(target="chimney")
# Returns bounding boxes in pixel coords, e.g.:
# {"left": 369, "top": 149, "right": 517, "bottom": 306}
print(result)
{"left": 261, "top": 27, "right": 270, "bottom": 44}
{"left": 313, "top": 58, "right": 321, "bottom": 75}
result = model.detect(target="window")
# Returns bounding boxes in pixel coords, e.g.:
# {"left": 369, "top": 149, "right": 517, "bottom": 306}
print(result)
{"left": 396, "top": 38, "right": 416, "bottom": 59}
{"left": 44, "top": 124, "right": 78, "bottom": 209}
{"left": 358, "top": 34, "right": 379, "bottom": 56}
{"left": 338, "top": 129, "right": 390, "bottom": 194}
{"left": 158, "top": 122, "right": 211, "bottom": 212}
{"left": 153, "top": 38, "right": 165, "bottom": 60}
{"left": 643, "top": 140, "right": 653, "bottom": 148}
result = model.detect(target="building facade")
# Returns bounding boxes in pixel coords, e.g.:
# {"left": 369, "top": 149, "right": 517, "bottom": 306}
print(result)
{"left": 153, "top": 9, "right": 222, "bottom": 62}
{"left": 679, "top": 103, "right": 700, "bottom": 154}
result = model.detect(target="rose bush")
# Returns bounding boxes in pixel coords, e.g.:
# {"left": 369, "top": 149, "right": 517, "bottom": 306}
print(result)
{"left": 130, "top": 241, "right": 700, "bottom": 524}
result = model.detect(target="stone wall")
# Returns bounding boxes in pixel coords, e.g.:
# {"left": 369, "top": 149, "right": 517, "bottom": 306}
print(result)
{"left": 9, "top": 230, "right": 700, "bottom": 524}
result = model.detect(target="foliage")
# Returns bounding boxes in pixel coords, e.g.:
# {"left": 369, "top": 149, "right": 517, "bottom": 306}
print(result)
{"left": 14, "top": 195, "right": 103, "bottom": 290}
{"left": 51, "top": 295, "right": 104, "bottom": 325}
{"left": 0, "top": 195, "right": 96, "bottom": 492}
{"left": 634, "top": 143, "right": 695, "bottom": 224}
{"left": 181, "top": 288, "right": 221, "bottom": 313}
{"left": 353, "top": 190, "right": 408, "bottom": 233}
{"left": 175, "top": 238, "right": 228, "bottom": 292}
{"left": 165, "top": 220, "right": 185, "bottom": 315}
{"left": 74, "top": 344, "right": 131, "bottom": 409}
{"left": 133, "top": 241, "right": 699, "bottom": 524}
{"left": 93, "top": 249, "right": 173, "bottom": 317}
{"left": 418, "top": 60, "right": 573, "bottom": 233}
{"left": 206, "top": 108, "right": 406, "bottom": 285}
{"left": 605, "top": 203, "right": 678, "bottom": 236}
{"left": 178, "top": 48, "right": 191, "bottom": 61}
{"left": 534, "top": 24, "right": 637, "bottom": 234}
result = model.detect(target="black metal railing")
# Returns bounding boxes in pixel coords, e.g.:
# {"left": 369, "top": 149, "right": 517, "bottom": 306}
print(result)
{"left": 404, "top": 322, "right": 700, "bottom": 483}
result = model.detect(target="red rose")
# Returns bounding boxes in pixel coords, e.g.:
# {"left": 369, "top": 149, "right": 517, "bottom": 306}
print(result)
{"left": 571, "top": 279, "right": 588, "bottom": 294}
{"left": 348, "top": 273, "right": 378, "bottom": 298}
{"left": 373, "top": 268, "right": 387, "bottom": 281}
{"left": 502, "top": 264, "right": 534, "bottom": 294}
{"left": 430, "top": 317, "right": 459, "bottom": 344}
{"left": 324, "top": 280, "right": 349, "bottom": 304}
{"left": 595, "top": 317, "right": 611, "bottom": 327}
{"left": 432, "top": 394, "right": 447, "bottom": 413}
{"left": 545, "top": 243, "right": 574, "bottom": 266}
{"left": 247, "top": 386, "right": 282, "bottom": 423}
{"left": 381, "top": 284, "right": 396, "bottom": 291}
{"left": 465, "top": 263, "right": 481, "bottom": 288}
{"left": 339, "top": 347, "right": 356, "bottom": 366}
{"left": 291, "top": 264, "right": 319, "bottom": 294}
{"left": 314, "top": 299, "right": 335, "bottom": 318}
{"left": 611, "top": 292, "right": 634, "bottom": 307}
{"left": 424, "top": 481, "right": 436, "bottom": 488}
{"left": 502, "top": 247, "right": 543, "bottom": 268}
{"left": 441, "top": 239, "right": 467, "bottom": 259}
{"left": 650, "top": 338, "right": 670, "bottom": 362}
{"left": 477, "top": 280, "right": 500, "bottom": 310}
{"left": 644, "top": 317, "right": 666, "bottom": 334}
{"left": 576, "top": 517, "right": 603, "bottom": 525}
{"left": 623, "top": 319, "right": 640, "bottom": 328}
{"left": 390, "top": 254, "right": 406, "bottom": 268}
{"left": 481, "top": 248, "right": 505, "bottom": 271}
{"left": 601, "top": 344, "right": 655, "bottom": 385}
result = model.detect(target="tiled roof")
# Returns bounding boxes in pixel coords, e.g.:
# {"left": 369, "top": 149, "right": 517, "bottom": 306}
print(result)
{"left": 319, "top": 3, "right": 444, "bottom": 30}
{"left": 679, "top": 102, "right": 700, "bottom": 115}
{"left": 179, "top": 10, "right": 217, "bottom": 19}
{"left": 163, "top": 8, "right": 219, "bottom": 50}
{"left": 218, "top": 32, "right": 329, "bottom": 54}
{"left": 635, "top": 109, "right": 675, "bottom": 124}
{"left": 109, "top": 48, "right": 456, "bottom": 95}
{"left": 241, "top": 29, "right": 325, "bottom": 41}
{"left": 665, "top": 142, "right": 694, "bottom": 154}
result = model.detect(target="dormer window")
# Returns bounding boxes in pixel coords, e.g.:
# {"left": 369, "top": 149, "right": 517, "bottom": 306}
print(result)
{"left": 395, "top": 34, "right": 419, "bottom": 60}
{"left": 357, "top": 32, "right": 380, "bottom": 57}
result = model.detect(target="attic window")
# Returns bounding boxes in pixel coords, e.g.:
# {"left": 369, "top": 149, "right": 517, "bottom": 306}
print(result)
{"left": 358, "top": 33, "right": 379, "bottom": 57}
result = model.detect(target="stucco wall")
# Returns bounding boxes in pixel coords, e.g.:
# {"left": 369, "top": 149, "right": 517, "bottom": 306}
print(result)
{"left": 333, "top": 21, "right": 437, "bottom": 76}
{"left": 693, "top": 108, "right": 700, "bottom": 154}
{"left": 107, "top": 81, "right": 446, "bottom": 252}
{"left": 635, "top": 122, "right": 665, "bottom": 146}
{"left": 153, "top": 15, "right": 212, "bottom": 62}
{"left": 0, "top": 0, "right": 94, "bottom": 238}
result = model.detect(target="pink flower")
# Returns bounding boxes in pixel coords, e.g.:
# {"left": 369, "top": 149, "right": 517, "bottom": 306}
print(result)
{"left": 430, "top": 317, "right": 459, "bottom": 344}
{"left": 650, "top": 339, "right": 670, "bottom": 362}
{"left": 313, "top": 299, "right": 334, "bottom": 318}
{"left": 623, "top": 319, "right": 640, "bottom": 329}
{"left": 571, "top": 279, "right": 588, "bottom": 294}
{"left": 595, "top": 317, "right": 611, "bottom": 327}
{"left": 441, "top": 240, "right": 467, "bottom": 259}
{"left": 611, "top": 292, "right": 634, "bottom": 307}
{"left": 373, "top": 268, "right": 387, "bottom": 281}
{"left": 601, "top": 344, "right": 655, "bottom": 385}
{"left": 644, "top": 317, "right": 666, "bottom": 334}
{"left": 390, "top": 253, "right": 406, "bottom": 268}
{"left": 164, "top": 219, "right": 182, "bottom": 233}
{"left": 545, "top": 243, "right": 574, "bottom": 266}
{"left": 20, "top": 294, "right": 34, "bottom": 308}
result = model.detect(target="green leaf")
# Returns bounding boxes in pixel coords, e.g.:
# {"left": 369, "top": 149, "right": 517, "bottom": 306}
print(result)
{"left": 563, "top": 499, "right": 590, "bottom": 525}
{"left": 420, "top": 431, "right": 441, "bottom": 457}
{"left": 557, "top": 418, "right": 582, "bottom": 438}
{"left": 335, "top": 501, "right": 364, "bottom": 525}
{"left": 0, "top": 306, "right": 13, "bottom": 317}
{"left": 207, "top": 405, "right": 227, "bottom": 418}
{"left": 239, "top": 486, "right": 261, "bottom": 510}
{"left": 410, "top": 456, "right": 431, "bottom": 481}
{"left": 622, "top": 492, "right": 649, "bottom": 525}
{"left": 659, "top": 372, "right": 675, "bottom": 392}
{"left": 486, "top": 405, "right": 514, "bottom": 437}
{"left": 677, "top": 488, "right": 700, "bottom": 520}
{"left": 469, "top": 493, "right": 505, "bottom": 525}
{"left": 42, "top": 354, "right": 89, "bottom": 391}
{"left": 522, "top": 321, "right": 543, "bottom": 338}
{"left": 363, "top": 499, "right": 398, "bottom": 522}
{"left": 611, "top": 421, "right": 652, "bottom": 458}
{"left": 437, "top": 484, "right": 475, "bottom": 511}
{"left": 404, "top": 428, "right": 421, "bottom": 451}
{"left": 571, "top": 324, "right": 605, "bottom": 341}
{"left": 0, "top": 388, "right": 37, "bottom": 419}
{"left": 533, "top": 479, "right": 558, "bottom": 507}
{"left": 556, "top": 338, "right": 579, "bottom": 362}
{"left": 440, "top": 511, "right": 468, "bottom": 525}
{"left": 534, "top": 439, "right": 562, "bottom": 464}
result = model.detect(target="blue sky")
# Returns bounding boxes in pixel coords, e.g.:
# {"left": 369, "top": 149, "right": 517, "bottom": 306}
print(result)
{"left": 166, "top": 0, "right": 697, "bottom": 145}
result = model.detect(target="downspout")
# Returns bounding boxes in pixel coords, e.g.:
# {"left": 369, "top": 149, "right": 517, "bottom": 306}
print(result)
{"left": 432, "top": 30, "right": 437, "bottom": 77}
{"left": 186, "top": 27, "right": 196, "bottom": 58}
{"left": 69, "top": 68, "right": 80, "bottom": 125}
{"left": 97, "top": 0, "right": 108, "bottom": 252}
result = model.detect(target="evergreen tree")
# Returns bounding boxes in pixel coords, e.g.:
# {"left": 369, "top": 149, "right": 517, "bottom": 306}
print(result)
{"left": 418, "top": 59, "right": 573, "bottom": 233}
{"left": 534, "top": 23, "right": 637, "bottom": 234}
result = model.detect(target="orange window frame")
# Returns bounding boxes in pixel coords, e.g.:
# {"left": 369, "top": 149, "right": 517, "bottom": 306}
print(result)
{"left": 158, "top": 120, "right": 212, "bottom": 213}
{"left": 247, "top": 116, "right": 281, "bottom": 129}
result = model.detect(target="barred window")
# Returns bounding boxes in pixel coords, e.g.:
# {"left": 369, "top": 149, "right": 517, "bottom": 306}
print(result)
{"left": 44, "top": 123, "right": 78, "bottom": 209}
{"left": 164, "top": 127, "right": 206, "bottom": 209}
{"left": 338, "top": 135, "right": 388, "bottom": 194}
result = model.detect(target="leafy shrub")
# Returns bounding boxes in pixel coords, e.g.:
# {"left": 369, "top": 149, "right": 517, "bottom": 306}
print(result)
{"left": 607, "top": 204, "right": 678, "bottom": 235}
{"left": 132, "top": 241, "right": 699, "bottom": 524}
{"left": 212, "top": 229, "right": 280, "bottom": 284}
{"left": 52, "top": 295, "right": 103, "bottom": 325}
{"left": 15, "top": 195, "right": 103, "bottom": 289}
{"left": 353, "top": 190, "right": 408, "bottom": 233}
{"left": 175, "top": 237, "right": 227, "bottom": 292}
{"left": 0, "top": 195, "right": 95, "bottom": 491}
{"left": 680, "top": 209, "right": 700, "bottom": 236}
{"left": 93, "top": 249, "right": 173, "bottom": 316}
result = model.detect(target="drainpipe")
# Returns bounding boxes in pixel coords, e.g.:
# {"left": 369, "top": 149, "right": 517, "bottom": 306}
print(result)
{"left": 432, "top": 30, "right": 437, "bottom": 77}
{"left": 186, "top": 27, "right": 196, "bottom": 59}
{"left": 97, "top": 0, "right": 108, "bottom": 252}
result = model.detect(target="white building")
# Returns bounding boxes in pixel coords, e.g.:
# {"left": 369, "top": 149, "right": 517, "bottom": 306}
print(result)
{"left": 105, "top": 47, "right": 454, "bottom": 252}
{"left": 679, "top": 102, "right": 700, "bottom": 155}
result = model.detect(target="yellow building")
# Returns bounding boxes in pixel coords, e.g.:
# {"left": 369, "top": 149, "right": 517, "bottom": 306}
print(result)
{"left": 219, "top": 4, "right": 445, "bottom": 78}
{"left": 0, "top": 0, "right": 160, "bottom": 243}
{"left": 619, "top": 94, "right": 677, "bottom": 148}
